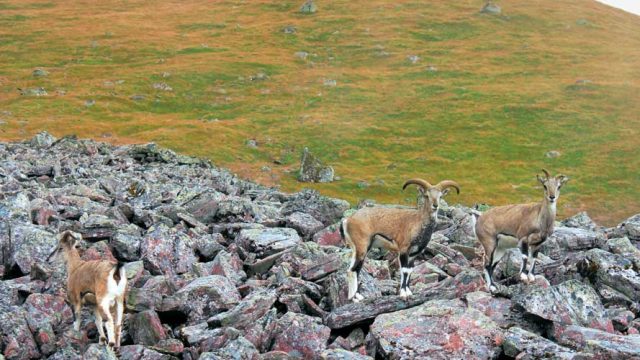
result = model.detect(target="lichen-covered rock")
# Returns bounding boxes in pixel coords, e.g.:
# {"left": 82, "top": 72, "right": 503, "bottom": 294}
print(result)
{"left": 140, "top": 224, "right": 198, "bottom": 275}
{"left": 321, "top": 349, "right": 373, "bottom": 360}
{"left": 83, "top": 343, "right": 119, "bottom": 360}
{"left": 6, "top": 224, "right": 56, "bottom": 275}
{"left": 556, "top": 325, "right": 640, "bottom": 359}
{"left": 540, "top": 227, "right": 605, "bottom": 260}
{"left": 0, "top": 306, "right": 41, "bottom": 359}
{"left": 562, "top": 212, "right": 599, "bottom": 231}
{"left": 502, "top": 327, "right": 578, "bottom": 359}
{"left": 282, "top": 189, "right": 349, "bottom": 226}
{"left": 209, "top": 250, "right": 246, "bottom": 285}
{"left": 299, "top": 147, "right": 334, "bottom": 183}
{"left": 286, "top": 211, "right": 324, "bottom": 239}
{"left": 464, "top": 291, "right": 514, "bottom": 329}
{"left": 579, "top": 249, "right": 640, "bottom": 302}
{"left": 119, "top": 344, "right": 178, "bottom": 360}
{"left": 129, "top": 310, "right": 167, "bottom": 346}
{"left": 207, "top": 289, "right": 277, "bottom": 329}
{"left": 111, "top": 224, "right": 142, "bottom": 261}
{"left": 162, "top": 275, "right": 241, "bottom": 323}
{"left": 615, "top": 214, "right": 640, "bottom": 240}
{"left": 236, "top": 227, "right": 301, "bottom": 258}
{"left": 367, "top": 299, "right": 503, "bottom": 359}
{"left": 272, "top": 312, "right": 331, "bottom": 357}
{"left": 515, "top": 279, "right": 613, "bottom": 333}
{"left": 23, "top": 293, "right": 74, "bottom": 355}
{"left": 279, "top": 242, "right": 343, "bottom": 281}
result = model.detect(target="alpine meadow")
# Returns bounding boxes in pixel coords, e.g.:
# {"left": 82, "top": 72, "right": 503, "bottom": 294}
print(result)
{"left": 1, "top": 0, "right": 639, "bottom": 225}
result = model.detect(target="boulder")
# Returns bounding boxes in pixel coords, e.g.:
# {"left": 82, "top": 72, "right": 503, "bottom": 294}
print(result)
{"left": 162, "top": 275, "right": 241, "bottom": 323}
{"left": 562, "top": 212, "right": 599, "bottom": 231}
{"left": 514, "top": 279, "right": 613, "bottom": 333}
{"left": 579, "top": 249, "right": 640, "bottom": 302}
{"left": 6, "top": 224, "right": 57, "bottom": 275}
{"left": 286, "top": 211, "right": 324, "bottom": 239}
{"left": 272, "top": 312, "right": 331, "bottom": 357}
{"left": 129, "top": 310, "right": 167, "bottom": 346}
{"left": 540, "top": 227, "right": 605, "bottom": 260}
{"left": 0, "top": 306, "right": 41, "bottom": 360}
{"left": 557, "top": 325, "right": 640, "bottom": 359}
{"left": 207, "top": 289, "right": 277, "bottom": 329}
{"left": 502, "top": 327, "right": 578, "bottom": 359}
{"left": 299, "top": 147, "right": 334, "bottom": 183}
{"left": 236, "top": 227, "right": 301, "bottom": 258}
{"left": 325, "top": 269, "right": 485, "bottom": 329}
{"left": 140, "top": 224, "right": 198, "bottom": 275}
{"left": 279, "top": 242, "right": 343, "bottom": 281}
{"left": 209, "top": 250, "right": 246, "bottom": 286}
{"left": 111, "top": 224, "right": 142, "bottom": 261}
{"left": 282, "top": 189, "right": 350, "bottom": 226}
{"left": 119, "top": 345, "right": 178, "bottom": 360}
{"left": 367, "top": 299, "right": 503, "bottom": 359}
{"left": 616, "top": 214, "right": 640, "bottom": 240}
{"left": 313, "top": 223, "right": 343, "bottom": 247}
{"left": 82, "top": 344, "right": 118, "bottom": 360}
{"left": 23, "top": 293, "right": 74, "bottom": 355}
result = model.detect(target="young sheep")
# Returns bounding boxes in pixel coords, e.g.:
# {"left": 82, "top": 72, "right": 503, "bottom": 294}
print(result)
{"left": 475, "top": 169, "right": 569, "bottom": 292}
{"left": 341, "top": 178, "right": 460, "bottom": 301}
{"left": 47, "top": 230, "right": 127, "bottom": 349}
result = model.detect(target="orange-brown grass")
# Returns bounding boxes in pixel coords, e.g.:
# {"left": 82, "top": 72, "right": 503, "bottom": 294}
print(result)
{"left": 1, "top": 0, "right": 639, "bottom": 226}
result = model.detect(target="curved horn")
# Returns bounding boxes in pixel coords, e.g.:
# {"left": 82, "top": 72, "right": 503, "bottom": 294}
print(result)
{"left": 402, "top": 178, "right": 432, "bottom": 191}
{"left": 541, "top": 168, "right": 550, "bottom": 179}
{"left": 436, "top": 180, "right": 460, "bottom": 194}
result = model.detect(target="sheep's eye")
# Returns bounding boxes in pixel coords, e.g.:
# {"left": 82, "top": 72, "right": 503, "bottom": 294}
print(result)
{"left": 543, "top": 185, "right": 547, "bottom": 190}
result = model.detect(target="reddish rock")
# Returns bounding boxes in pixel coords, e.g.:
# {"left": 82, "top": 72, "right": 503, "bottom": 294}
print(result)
{"left": 0, "top": 306, "right": 42, "bottom": 360}
{"left": 367, "top": 299, "right": 503, "bottom": 359}
{"left": 557, "top": 325, "right": 640, "bottom": 359}
{"left": 272, "top": 312, "right": 331, "bottom": 358}
{"left": 210, "top": 250, "right": 247, "bottom": 286}
{"left": 313, "top": 224, "right": 343, "bottom": 247}
{"left": 141, "top": 224, "right": 198, "bottom": 276}
{"left": 129, "top": 310, "right": 167, "bottom": 346}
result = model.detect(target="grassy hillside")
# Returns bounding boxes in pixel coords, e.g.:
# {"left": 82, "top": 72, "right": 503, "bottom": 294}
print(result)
{"left": 1, "top": 0, "right": 639, "bottom": 225}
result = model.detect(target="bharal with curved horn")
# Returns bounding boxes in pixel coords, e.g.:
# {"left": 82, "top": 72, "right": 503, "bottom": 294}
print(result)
{"left": 340, "top": 177, "right": 460, "bottom": 301}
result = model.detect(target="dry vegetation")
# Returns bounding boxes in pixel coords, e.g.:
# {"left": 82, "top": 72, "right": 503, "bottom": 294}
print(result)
{"left": 1, "top": 0, "right": 639, "bottom": 225}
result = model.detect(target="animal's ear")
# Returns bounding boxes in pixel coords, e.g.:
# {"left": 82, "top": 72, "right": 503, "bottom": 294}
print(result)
{"left": 441, "top": 188, "right": 450, "bottom": 197}
{"left": 536, "top": 174, "right": 546, "bottom": 185}
{"left": 557, "top": 175, "right": 569, "bottom": 187}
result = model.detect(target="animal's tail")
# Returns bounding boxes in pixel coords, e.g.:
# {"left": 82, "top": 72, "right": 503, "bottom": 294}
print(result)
{"left": 114, "top": 261, "right": 128, "bottom": 294}
{"left": 339, "top": 219, "right": 346, "bottom": 240}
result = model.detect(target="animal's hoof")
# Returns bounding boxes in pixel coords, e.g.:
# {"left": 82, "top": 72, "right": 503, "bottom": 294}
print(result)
{"left": 108, "top": 342, "right": 115, "bottom": 349}
{"left": 354, "top": 293, "right": 364, "bottom": 301}
{"left": 405, "top": 288, "right": 413, "bottom": 297}
{"left": 99, "top": 337, "right": 106, "bottom": 345}
{"left": 519, "top": 273, "right": 528, "bottom": 283}
{"left": 528, "top": 273, "right": 536, "bottom": 283}
{"left": 489, "top": 285, "right": 497, "bottom": 293}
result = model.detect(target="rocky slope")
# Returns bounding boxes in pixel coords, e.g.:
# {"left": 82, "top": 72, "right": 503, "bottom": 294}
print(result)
{"left": 1, "top": 133, "right": 639, "bottom": 360}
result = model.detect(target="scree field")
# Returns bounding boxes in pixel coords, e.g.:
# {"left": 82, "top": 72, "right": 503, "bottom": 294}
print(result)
{"left": 1, "top": 0, "right": 639, "bottom": 225}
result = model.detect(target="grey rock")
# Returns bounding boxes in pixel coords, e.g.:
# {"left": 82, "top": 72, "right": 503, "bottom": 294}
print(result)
{"left": 480, "top": 2, "right": 501, "bottom": 14}
{"left": 286, "top": 211, "right": 324, "bottom": 239}
{"left": 19, "top": 87, "right": 48, "bottom": 96}
{"left": 299, "top": 147, "right": 335, "bottom": 183}
{"left": 7, "top": 224, "right": 56, "bottom": 275}
{"left": 32, "top": 68, "right": 49, "bottom": 77}
{"left": 503, "top": 327, "right": 578, "bottom": 359}
{"left": 300, "top": 0, "right": 317, "bottom": 14}
{"left": 236, "top": 227, "right": 301, "bottom": 258}
{"left": 140, "top": 224, "right": 198, "bottom": 276}
{"left": 29, "top": 131, "right": 56, "bottom": 148}
{"left": 561, "top": 211, "right": 598, "bottom": 231}
{"left": 557, "top": 325, "right": 640, "bottom": 359}
{"left": 111, "top": 224, "right": 142, "bottom": 261}
{"left": 514, "top": 279, "right": 613, "bottom": 332}
{"left": 541, "top": 226, "right": 605, "bottom": 260}
{"left": 546, "top": 150, "right": 561, "bottom": 158}
{"left": 162, "top": 275, "right": 241, "bottom": 323}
